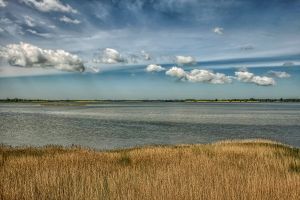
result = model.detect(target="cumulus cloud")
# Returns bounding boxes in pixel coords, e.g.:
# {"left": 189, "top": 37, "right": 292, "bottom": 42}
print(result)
{"left": 175, "top": 56, "right": 196, "bottom": 65}
{"left": 94, "top": 48, "right": 126, "bottom": 64}
{"left": 213, "top": 27, "right": 224, "bottom": 35}
{"left": 0, "top": 0, "right": 6, "bottom": 7}
{"left": 187, "top": 69, "right": 232, "bottom": 84}
{"left": 166, "top": 67, "right": 232, "bottom": 84}
{"left": 268, "top": 71, "right": 291, "bottom": 78}
{"left": 21, "top": 0, "right": 77, "bottom": 13}
{"left": 59, "top": 16, "right": 81, "bottom": 24}
{"left": 235, "top": 70, "right": 275, "bottom": 86}
{"left": 146, "top": 64, "right": 165, "bottom": 72}
{"left": 0, "top": 42, "right": 85, "bottom": 72}
{"left": 165, "top": 66, "right": 186, "bottom": 79}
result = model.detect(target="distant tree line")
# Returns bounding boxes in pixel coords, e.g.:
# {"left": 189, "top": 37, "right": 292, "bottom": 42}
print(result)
{"left": 1, "top": 98, "right": 300, "bottom": 103}
{"left": 186, "top": 98, "right": 300, "bottom": 102}
{"left": 184, "top": 98, "right": 300, "bottom": 102}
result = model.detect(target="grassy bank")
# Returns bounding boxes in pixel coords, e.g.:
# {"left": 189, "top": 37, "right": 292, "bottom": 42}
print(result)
{"left": 1, "top": 140, "right": 300, "bottom": 200}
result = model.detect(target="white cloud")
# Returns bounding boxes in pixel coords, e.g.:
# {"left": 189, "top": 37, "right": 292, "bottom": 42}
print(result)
{"left": 235, "top": 70, "right": 253, "bottom": 82}
{"left": 235, "top": 70, "right": 275, "bottom": 86}
{"left": 21, "top": 0, "right": 77, "bottom": 13}
{"left": 268, "top": 71, "right": 291, "bottom": 78}
{"left": 165, "top": 66, "right": 186, "bottom": 79}
{"left": 213, "top": 27, "right": 224, "bottom": 35}
{"left": 24, "top": 16, "right": 36, "bottom": 27}
{"left": 94, "top": 48, "right": 126, "bottom": 64}
{"left": 175, "top": 55, "right": 196, "bottom": 65}
{"left": 0, "top": 42, "right": 85, "bottom": 72}
{"left": 166, "top": 66, "right": 232, "bottom": 84}
{"left": 187, "top": 69, "right": 232, "bottom": 84}
{"left": 251, "top": 76, "right": 275, "bottom": 86}
{"left": 146, "top": 64, "right": 165, "bottom": 72}
{"left": 93, "top": 49, "right": 152, "bottom": 65}
{"left": 0, "top": 0, "right": 6, "bottom": 7}
{"left": 59, "top": 16, "right": 81, "bottom": 24}
{"left": 27, "top": 29, "right": 52, "bottom": 38}
{"left": 126, "top": 51, "right": 152, "bottom": 64}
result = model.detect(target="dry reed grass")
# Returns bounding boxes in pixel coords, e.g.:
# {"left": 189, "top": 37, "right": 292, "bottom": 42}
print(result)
{"left": 0, "top": 139, "right": 299, "bottom": 200}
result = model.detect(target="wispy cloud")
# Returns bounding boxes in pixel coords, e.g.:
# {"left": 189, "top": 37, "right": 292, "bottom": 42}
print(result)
{"left": 59, "top": 16, "right": 81, "bottom": 24}
{"left": 88, "top": 66, "right": 100, "bottom": 73}
{"left": 213, "top": 27, "right": 224, "bottom": 35}
{"left": 141, "top": 50, "right": 151, "bottom": 60}
{"left": 268, "top": 71, "right": 291, "bottom": 78}
{"left": 0, "top": 0, "right": 6, "bottom": 8}
{"left": 21, "top": 0, "right": 77, "bottom": 13}
{"left": 27, "top": 29, "right": 52, "bottom": 38}
{"left": 93, "top": 48, "right": 154, "bottom": 65}
{"left": 24, "top": 16, "right": 36, "bottom": 27}
{"left": 0, "top": 17, "right": 24, "bottom": 37}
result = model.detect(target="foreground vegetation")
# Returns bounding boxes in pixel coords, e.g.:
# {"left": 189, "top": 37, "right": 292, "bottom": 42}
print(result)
{"left": 1, "top": 140, "right": 300, "bottom": 200}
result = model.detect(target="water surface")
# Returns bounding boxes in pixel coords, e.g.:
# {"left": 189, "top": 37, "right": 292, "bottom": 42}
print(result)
{"left": 1, "top": 102, "right": 300, "bottom": 149}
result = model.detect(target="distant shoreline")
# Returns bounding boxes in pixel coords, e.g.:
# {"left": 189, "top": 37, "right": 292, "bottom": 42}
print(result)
{"left": 1, "top": 98, "right": 300, "bottom": 104}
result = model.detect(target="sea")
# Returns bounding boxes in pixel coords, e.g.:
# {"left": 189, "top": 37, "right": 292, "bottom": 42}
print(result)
{"left": 1, "top": 102, "right": 300, "bottom": 149}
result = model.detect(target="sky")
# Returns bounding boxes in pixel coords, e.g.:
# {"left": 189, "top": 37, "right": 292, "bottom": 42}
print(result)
{"left": 0, "top": 0, "right": 300, "bottom": 99}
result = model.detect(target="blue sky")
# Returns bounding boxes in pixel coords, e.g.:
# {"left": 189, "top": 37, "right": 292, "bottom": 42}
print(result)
{"left": 0, "top": 0, "right": 300, "bottom": 99}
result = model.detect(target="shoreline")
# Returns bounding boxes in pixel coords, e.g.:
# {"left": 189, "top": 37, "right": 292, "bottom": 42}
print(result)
{"left": 1, "top": 98, "right": 300, "bottom": 104}
{"left": 1, "top": 138, "right": 298, "bottom": 152}
{"left": 1, "top": 100, "right": 300, "bottom": 107}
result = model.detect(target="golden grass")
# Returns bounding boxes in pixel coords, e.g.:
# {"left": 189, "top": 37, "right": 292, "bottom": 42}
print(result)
{"left": 1, "top": 139, "right": 300, "bottom": 200}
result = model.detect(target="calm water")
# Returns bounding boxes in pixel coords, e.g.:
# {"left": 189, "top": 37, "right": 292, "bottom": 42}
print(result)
{"left": 0, "top": 102, "right": 300, "bottom": 149}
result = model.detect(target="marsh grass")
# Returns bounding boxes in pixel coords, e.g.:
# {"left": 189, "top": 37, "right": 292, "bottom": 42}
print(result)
{"left": 1, "top": 139, "right": 300, "bottom": 200}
